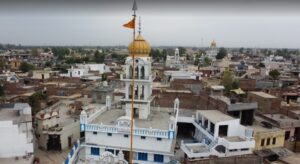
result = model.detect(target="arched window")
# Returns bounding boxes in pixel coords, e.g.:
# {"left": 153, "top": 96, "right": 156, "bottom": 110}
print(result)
{"left": 135, "top": 66, "right": 139, "bottom": 79}
{"left": 141, "top": 85, "right": 145, "bottom": 99}
{"left": 129, "top": 65, "right": 133, "bottom": 78}
{"left": 141, "top": 66, "right": 145, "bottom": 79}
{"left": 129, "top": 85, "right": 132, "bottom": 98}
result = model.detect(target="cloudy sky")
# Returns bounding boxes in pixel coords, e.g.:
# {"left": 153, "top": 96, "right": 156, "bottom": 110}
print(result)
{"left": 0, "top": 0, "right": 300, "bottom": 48}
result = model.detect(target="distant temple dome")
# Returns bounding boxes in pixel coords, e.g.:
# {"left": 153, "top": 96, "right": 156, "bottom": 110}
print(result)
{"left": 211, "top": 40, "right": 217, "bottom": 48}
{"left": 128, "top": 34, "right": 151, "bottom": 57}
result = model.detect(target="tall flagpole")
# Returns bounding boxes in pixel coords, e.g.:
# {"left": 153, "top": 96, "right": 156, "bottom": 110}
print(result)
{"left": 130, "top": 1, "right": 137, "bottom": 164}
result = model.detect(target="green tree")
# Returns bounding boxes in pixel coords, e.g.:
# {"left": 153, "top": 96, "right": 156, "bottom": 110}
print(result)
{"left": 28, "top": 92, "right": 47, "bottom": 114}
{"left": 45, "top": 61, "right": 52, "bottom": 67}
{"left": 44, "top": 48, "right": 50, "bottom": 53}
{"left": 232, "top": 80, "right": 239, "bottom": 90}
{"left": 0, "top": 60, "right": 5, "bottom": 70}
{"left": 204, "top": 57, "right": 211, "bottom": 66}
{"left": 0, "top": 84, "right": 5, "bottom": 97}
{"left": 221, "top": 69, "right": 237, "bottom": 92}
{"left": 258, "top": 63, "right": 265, "bottom": 68}
{"left": 269, "top": 69, "right": 280, "bottom": 80}
{"left": 94, "top": 51, "right": 105, "bottom": 63}
{"left": 31, "top": 48, "right": 39, "bottom": 56}
{"left": 178, "top": 47, "right": 186, "bottom": 55}
{"left": 20, "top": 62, "right": 35, "bottom": 73}
{"left": 194, "top": 57, "right": 200, "bottom": 66}
{"left": 149, "top": 49, "right": 161, "bottom": 59}
{"left": 199, "top": 49, "right": 206, "bottom": 56}
{"left": 52, "top": 47, "right": 70, "bottom": 60}
{"left": 216, "top": 47, "right": 227, "bottom": 60}
{"left": 101, "top": 74, "right": 107, "bottom": 81}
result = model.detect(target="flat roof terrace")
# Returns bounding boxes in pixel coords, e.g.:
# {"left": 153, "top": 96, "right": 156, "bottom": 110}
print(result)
{"left": 91, "top": 107, "right": 174, "bottom": 130}
{"left": 197, "top": 110, "right": 237, "bottom": 124}
{"left": 250, "top": 91, "right": 277, "bottom": 99}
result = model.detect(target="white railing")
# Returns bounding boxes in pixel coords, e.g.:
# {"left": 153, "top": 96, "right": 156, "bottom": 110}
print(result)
{"left": 180, "top": 141, "right": 211, "bottom": 158}
{"left": 120, "top": 74, "right": 152, "bottom": 81}
{"left": 87, "top": 106, "right": 107, "bottom": 123}
{"left": 84, "top": 123, "right": 171, "bottom": 139}
{"left": 192, "top": 120, "right": 214, "bottom": 141}
{"left": 217, "top": 137, "right": 255, "bottom": 150}
{"left": 63, "top": 139, "right": 81, "bottom": 164}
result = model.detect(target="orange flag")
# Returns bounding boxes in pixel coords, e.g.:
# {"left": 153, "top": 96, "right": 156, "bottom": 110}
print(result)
{"left": 123, "top": 17, "right": 135, "bottom": 29}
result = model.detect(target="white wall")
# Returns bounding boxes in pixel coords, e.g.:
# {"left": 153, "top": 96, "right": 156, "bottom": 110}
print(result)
{"left": 60, "top": 121, "right": 80, "bottom": 150}
{"left": 85, "top": 131, "right": 173, "bottom": 154}
{"left": 0, "top": 121, "right": 33, "bottom": 158}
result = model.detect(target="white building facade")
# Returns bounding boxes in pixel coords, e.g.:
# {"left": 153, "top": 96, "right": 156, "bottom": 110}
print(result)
{"left": 0, "top": 103, "right": 33, "bottom": 158}
{"left": 75, "top": 34, "right": 178, "bottom": 164}
{"left": 179, "top": 110, "right": 255, "bottom": 159}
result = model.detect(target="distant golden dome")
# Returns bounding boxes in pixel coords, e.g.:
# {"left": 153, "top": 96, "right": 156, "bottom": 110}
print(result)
{"left": 211, "top": 40, "right": 217, "bottom": 48}
{"left": 128, "top": 34, "right": 151, "bottom": 57}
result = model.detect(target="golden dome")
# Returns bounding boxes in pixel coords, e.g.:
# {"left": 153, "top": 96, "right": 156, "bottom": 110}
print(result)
{"left": 211, "top": 40, "right": 217, "bottom": 48}
{"left": 128, "top": 34, "right": 151, "bottom": 57}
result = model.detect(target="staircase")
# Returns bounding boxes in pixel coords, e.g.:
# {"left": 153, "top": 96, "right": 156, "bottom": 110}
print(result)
{"left": 208, "top": 139, "right": 218, "bottom": 150}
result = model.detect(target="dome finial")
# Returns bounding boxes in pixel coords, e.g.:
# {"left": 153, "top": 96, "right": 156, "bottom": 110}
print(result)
{"left": 138, "top": 16, "right": 142, "bottom": 34}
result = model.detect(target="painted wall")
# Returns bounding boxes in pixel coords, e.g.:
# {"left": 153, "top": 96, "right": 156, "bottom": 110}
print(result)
{"left": 253, "top": 130, "right": 285, "bottom": 151}
{"left": 85, "top": 131, "right": 174, "bottom": 154}
{"left": 0, "top": 121, "right": 33, "bottom": 158}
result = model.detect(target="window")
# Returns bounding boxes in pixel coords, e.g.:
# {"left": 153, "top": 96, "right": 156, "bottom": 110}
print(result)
{"left": 272, "top": 138, "right": 276, "bottom": 145}
{"left": 204, "top": 119, "right": 208, "bottom": 128}
{"left": 285, "top": 131, "right": 290, "bottom": 140}
{"left": 157, "top": 138, "right": 162, "bottom": 141}
{"left": 105, "top": 149, "right": 114, "bottom": 154}
{"left": 241, "top": 148, "right": 249, "bottom": 151}
{"left": 93, "top": 131, "right": 97, "bottom": 135}
{"left": 91, "top": 147, "right": 100, "bottom": 156}
{"left": 141, "top": 136, "right": 146, "bottom": 139}
{"left": 266, "top": 138, "right": 270, "bottom": 145}
{"left": 107, "top": 133, "right": 112, "bottom": 136}
{"left": 124, "top": 134, "right": 129, "bottom": 138}
{"left": 138, "top": 152, "right": 148, "bottom": 161}
{"left": 261, "top": 139, "right": 265, "bottom": 146}
{"left": 229, "top": 149, "right": 238, "bottom": 152}
{"left": 154, "top": 154, "right": 164, "bottom": 163}
{"left": 210, "top": 123, "right": 215, "bottom": 134}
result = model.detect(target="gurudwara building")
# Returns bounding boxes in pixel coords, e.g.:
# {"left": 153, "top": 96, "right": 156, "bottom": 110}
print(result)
{"left": 74, "top": 33, "right": 179, "bottom": 164}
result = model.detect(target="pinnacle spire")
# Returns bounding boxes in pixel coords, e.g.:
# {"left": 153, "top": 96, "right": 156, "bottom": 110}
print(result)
{"left": 138, "top": 16, "right": 141, "bottom": 34}
{"left": 132, "top": 0, "right": 138, "bottom": 12}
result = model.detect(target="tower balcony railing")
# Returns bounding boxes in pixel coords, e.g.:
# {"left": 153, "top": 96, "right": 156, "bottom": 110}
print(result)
{"left": 120, "top": 74, "right": 152, "bottom": 81}
{"left": 83, "top": 123, "right": 172, "bottom": 139}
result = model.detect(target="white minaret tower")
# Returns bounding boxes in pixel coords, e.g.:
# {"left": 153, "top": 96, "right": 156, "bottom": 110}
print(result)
{"left": 175, "top": 48, "right": 180, "bottom": 64}
{"left": 121, "top": 18, "right": 153, "bottom": 120}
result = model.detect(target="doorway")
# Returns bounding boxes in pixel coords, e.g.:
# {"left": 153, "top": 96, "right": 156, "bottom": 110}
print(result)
{"left": 68, "top": 136, "right": 72, "bottom": 148}
{"left": 47, "top": 135, "right": 62, "bottom": 151}
{"left": 218, "top": 125, "right": 228, "bottom": 137}
{"left": 133, "top": 108, "right": 139, "bottom": 118}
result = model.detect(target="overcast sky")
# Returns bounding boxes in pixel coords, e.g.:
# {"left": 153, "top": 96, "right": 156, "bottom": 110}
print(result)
{"left": 0, "top": 0, "right": 300, "bottom": 48}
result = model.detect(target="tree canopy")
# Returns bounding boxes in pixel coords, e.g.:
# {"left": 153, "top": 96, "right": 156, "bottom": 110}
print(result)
{"left": 216, "top": 47, "right": 228, "bottom": 60}
{"left": 20, "top": 62, "right": 35, "bottom": 73}
{"left": 52, "top": 47, "right": 70, "bottom": 60}
{"left": 269, "top": 69, "right": 280, "bottom": 80}
{"left": 221, "top": 69, "right": 239, "bottom": 92}
{"left": 0, "top": 84, "right": 5, "bottom": 97}
{"left": 28, "top": 92, "right": 47, "bottom": 114}
{"left": 94, "top": 51, "right": 105, "bottom": 63}
{"left": 178, "top": 47, "right": 186, "bottom": 55}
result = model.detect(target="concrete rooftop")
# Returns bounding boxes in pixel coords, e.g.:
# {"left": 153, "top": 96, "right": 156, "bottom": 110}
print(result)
{"left": 91, "top": 107, "right": 174, "bottom": 130}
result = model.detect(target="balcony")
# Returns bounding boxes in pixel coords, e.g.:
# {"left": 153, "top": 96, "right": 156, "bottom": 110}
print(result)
{"left": 84, "top": 123, "right": 172, "bottom": 139}
{"left": 228, "top": 102, "right": 257, "bottom": 111}
{"left": 42, "top": 126, "right": 63, "bottom": 134}
{"left": 180, "top": 141, "right": 211, "bottom": 158}
{"left": 120, "top": 74, "right": 153, "bottom": 81}
{"left": 218, "top": 136, "right": 255, "bottom": 150}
